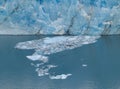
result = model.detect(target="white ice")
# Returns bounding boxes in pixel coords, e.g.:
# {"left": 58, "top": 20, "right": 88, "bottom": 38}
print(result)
{"left": 49, "top": 74, "right": 72, "bottom": 80}
{"left": 15, "top": 35, "right": 99, "bottom": 79}
{"left": 27, "top": 54, "right": 48, "bottom": 63}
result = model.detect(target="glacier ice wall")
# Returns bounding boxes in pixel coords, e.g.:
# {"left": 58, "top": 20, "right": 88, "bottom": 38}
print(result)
{"left": 0, "top": 0, "right": 120, "bottom": 35}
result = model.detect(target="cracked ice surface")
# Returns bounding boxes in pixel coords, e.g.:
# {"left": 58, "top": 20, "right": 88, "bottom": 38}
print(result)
{"left": 0, "top": 0, "right": 120, "bottom": 35}
{"left": 15, "top": 36, "right": 99, "bottom": 79}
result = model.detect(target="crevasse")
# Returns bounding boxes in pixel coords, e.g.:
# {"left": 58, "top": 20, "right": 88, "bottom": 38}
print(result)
{"left": 0, "top": 0, "right": 120, "bottom": 35}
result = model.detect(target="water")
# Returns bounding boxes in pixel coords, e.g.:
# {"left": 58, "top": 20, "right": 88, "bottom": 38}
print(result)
{"left": 0, "top": 35, "right": 120, "bottom": 89}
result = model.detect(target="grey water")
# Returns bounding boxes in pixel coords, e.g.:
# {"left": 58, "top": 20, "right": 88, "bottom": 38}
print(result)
{"left": 0, "top": 35, "right": 120, "bottom": 89}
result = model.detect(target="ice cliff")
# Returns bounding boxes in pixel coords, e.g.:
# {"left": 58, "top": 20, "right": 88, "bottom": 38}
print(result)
{"left": 0, "top": 0, "right": 120, "bottom": 35}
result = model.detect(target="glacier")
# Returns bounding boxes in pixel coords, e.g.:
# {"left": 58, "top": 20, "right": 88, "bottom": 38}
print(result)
{"left": 0, "top": 0, "right": 120, "bottom": 35}
{"left": 0, "top": 0, "right": 119, "bottom": 79}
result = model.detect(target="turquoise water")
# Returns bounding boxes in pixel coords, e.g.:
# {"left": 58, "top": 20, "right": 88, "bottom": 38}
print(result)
{"left": 0, "top": 36, "right": 120, "bottom": 89}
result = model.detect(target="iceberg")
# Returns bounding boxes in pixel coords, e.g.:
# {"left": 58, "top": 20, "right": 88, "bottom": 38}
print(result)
{"left": 0, "top": 0, "right": 120, "bottom": 35}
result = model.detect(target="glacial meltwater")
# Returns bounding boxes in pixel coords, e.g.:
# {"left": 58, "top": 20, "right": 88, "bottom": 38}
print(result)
{"left": 0, "top": 35, "right": 120, "bottom": 89}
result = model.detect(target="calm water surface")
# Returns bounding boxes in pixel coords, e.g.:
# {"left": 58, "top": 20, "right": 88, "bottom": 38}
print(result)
{"left": 0, "top": 35, "right": 120, "bottom": 89}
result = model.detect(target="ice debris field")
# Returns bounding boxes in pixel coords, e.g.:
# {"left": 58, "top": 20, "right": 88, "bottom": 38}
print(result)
{"left": 15, "top": 36, "right": 100, "bottom": 79}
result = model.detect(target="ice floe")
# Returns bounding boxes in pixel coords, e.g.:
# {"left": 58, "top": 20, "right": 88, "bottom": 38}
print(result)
{"left": 49, "top": 74, "right": 72, "bottom": 80}
{"left": 27, "top": 55, "right": 48, "bottom": 63}
{"left": 82, "top": 64, "right": 88, "bottom": 67}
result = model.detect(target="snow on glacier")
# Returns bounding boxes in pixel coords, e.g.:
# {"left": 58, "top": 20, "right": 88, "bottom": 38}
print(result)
{"left": 15, "top": 35, "right": 100, "bottom": 79}
{"left": 0, "top": 0, "right": 120, "bottom": 35}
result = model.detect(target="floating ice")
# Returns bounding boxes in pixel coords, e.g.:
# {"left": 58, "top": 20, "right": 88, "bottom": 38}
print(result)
{"left": 49, "top": 74, "right": 72, "bottom": 80}
{"left": 15, "top": 36, "right": 100, "bottom": 54}
{"left": 15, "top": 35, "right": 99, "bottom": 79}
{"left": 82, "top": 64, "right": 88, "bottom": 67}
{"left": 36, "top": 68, "right": 49, "bottom": 77}
{"left": 27, "top": 54, "right": 48, "bottom": 63}
{"left": 35, "top": 65, "right": 57, "bottom": 77}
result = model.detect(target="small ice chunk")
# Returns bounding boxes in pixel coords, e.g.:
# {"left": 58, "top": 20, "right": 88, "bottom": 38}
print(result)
{"left": 26, "top": 55, "right": 48, "bottom": 63}
{"left": 35, "top": 65, "right": 57, "bottom": 77}
{"left": 36, "top": 68, "right": 49, "bottom": 77}
{"left": 31, "top": 63, "right": 44, "bottom": 67}
{"left": 49, "top": 74, "right": 72, "bottom": 80}
{"left": 47, "top": 65, "right": 57, "bottom": 69}
{"left": 82, "top": 64, "right": 88, "bottom": 67}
